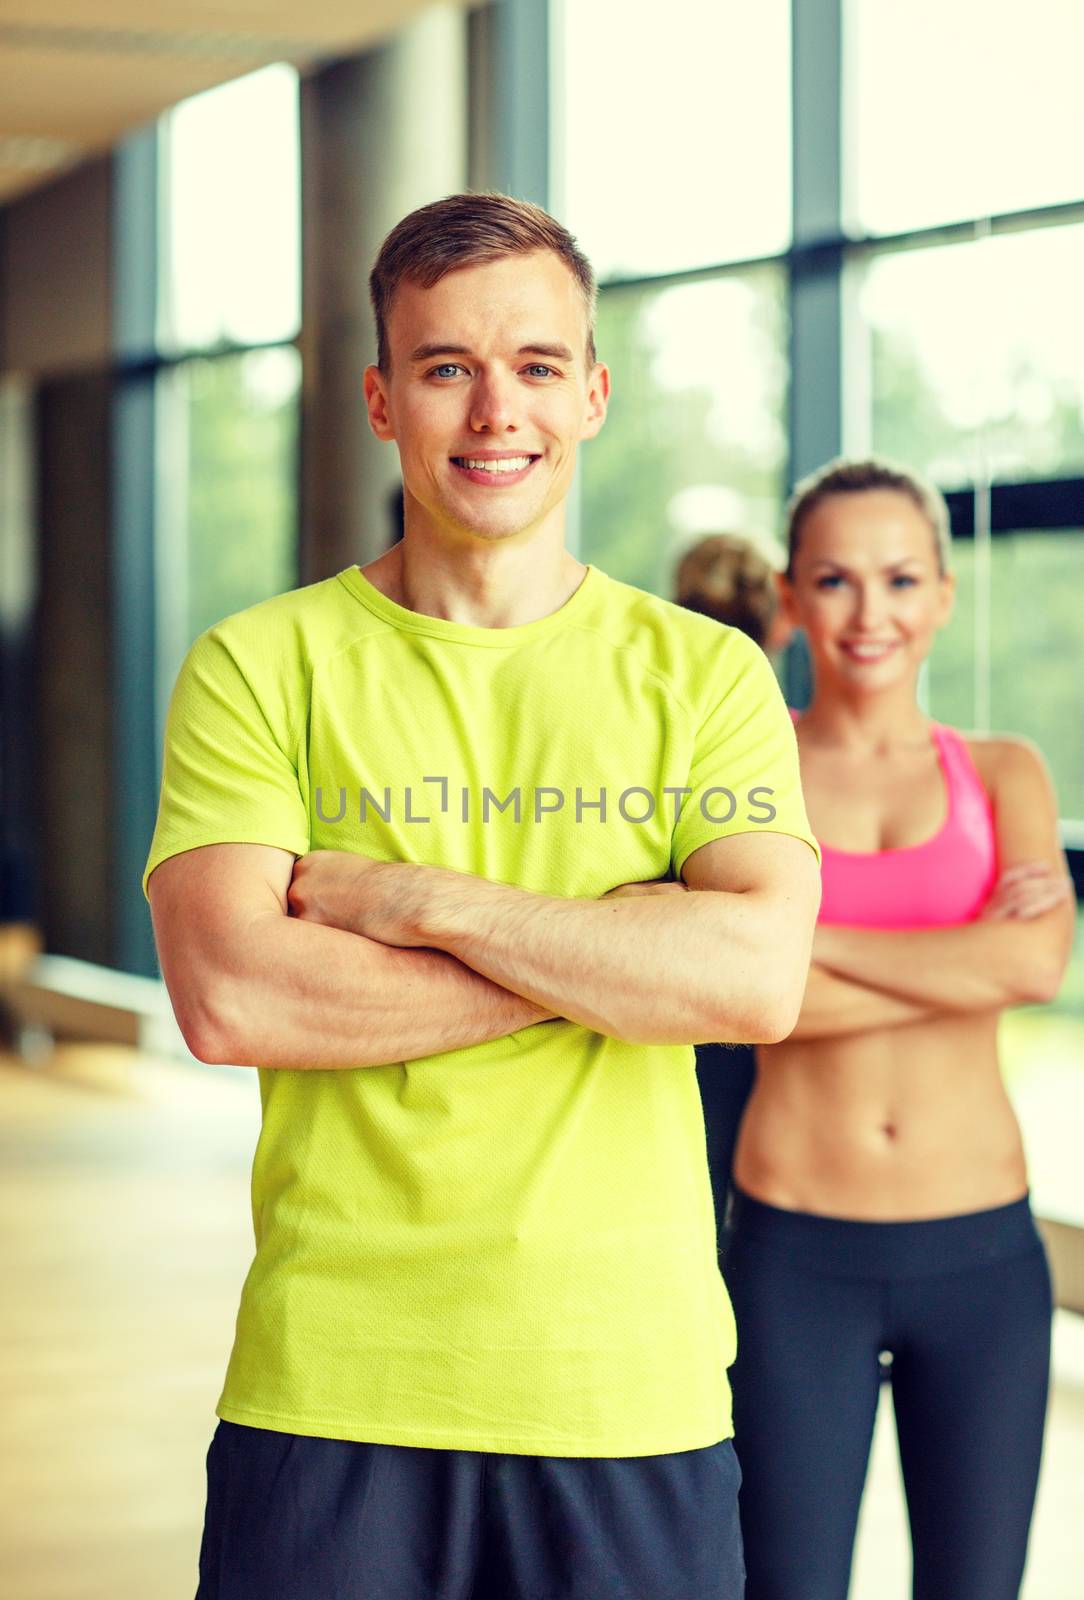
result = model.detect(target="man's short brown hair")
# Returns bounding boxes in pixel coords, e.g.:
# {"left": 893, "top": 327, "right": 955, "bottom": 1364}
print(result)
{"left": 369, "top": 191, "right": 598, "bottom": 371}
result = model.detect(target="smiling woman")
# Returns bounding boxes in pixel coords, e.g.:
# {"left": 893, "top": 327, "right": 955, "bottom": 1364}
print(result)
{"left": 721, "top": 455, "right": 1075, "bottom": 1600}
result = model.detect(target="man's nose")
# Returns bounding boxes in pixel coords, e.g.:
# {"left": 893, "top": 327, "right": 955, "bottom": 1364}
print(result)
{"left": 469, "top": 372, "right": 520, "bottom": 433}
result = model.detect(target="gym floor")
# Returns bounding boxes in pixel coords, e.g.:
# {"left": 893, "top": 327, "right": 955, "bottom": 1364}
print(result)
{"left": 2, "top": 1046, "right": 1081, "bottom": 1600}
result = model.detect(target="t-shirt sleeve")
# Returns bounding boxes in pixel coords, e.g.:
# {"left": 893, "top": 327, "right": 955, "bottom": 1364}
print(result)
{"left": 670, "top": 630, "right": 821, "bottom": 878}
{"left": 142, "top": 626, "right": 311, "bottom": 899}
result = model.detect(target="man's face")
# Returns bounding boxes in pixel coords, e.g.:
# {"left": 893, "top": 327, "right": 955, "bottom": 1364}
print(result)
{"left": 365, "top": 250, "right": 609, "bottom": 545}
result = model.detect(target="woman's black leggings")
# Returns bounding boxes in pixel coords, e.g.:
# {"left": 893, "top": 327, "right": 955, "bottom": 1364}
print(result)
{"left": 721, "top": 1190, "right": 1052, "bottom": 1600}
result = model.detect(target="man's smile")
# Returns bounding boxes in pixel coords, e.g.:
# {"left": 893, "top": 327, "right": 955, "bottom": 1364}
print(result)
{"left": 450, "top": 451, "right": 542, "bottom": 485}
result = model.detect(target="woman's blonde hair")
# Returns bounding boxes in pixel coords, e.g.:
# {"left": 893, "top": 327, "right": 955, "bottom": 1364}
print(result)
{"left": 785, "top": 457, "right": 952, "bottom": 578}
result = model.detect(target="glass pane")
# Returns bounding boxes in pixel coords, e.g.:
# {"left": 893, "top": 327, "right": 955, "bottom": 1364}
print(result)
{"left": 580, "top": 268, "right": 787, "bottom": 596}
{"left": 558, "top": 0, "right": 790, "bottom": 279}
{"left": 928, "top": 530, "right": 1084, "bottom": 1223}
{"left": 851, "top": 0, "right": 1084, "bottom": 234}
{"left": 924, "top": 541, "right": 975, "bottom": 728}
{"left": 157, "top": 348, "right": 300, "bottom": 663}
{"left": 1003, "top": 904, "right": 1084, "bottom": 1225}
{"left": 860, "top": 226, "right": 1084, "bottom": 486}
{"left": 989, "top": 532, "right": 1084, "bottom": 822}
{"left": 927, "top": 532, "right": 1084, "bottom": 821}
{"left": 159, "top": 65, "right": 300, "bottom": 351}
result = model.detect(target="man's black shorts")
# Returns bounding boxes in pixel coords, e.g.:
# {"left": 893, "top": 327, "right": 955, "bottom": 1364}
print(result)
{"left": 195, "top": 1418, "right": 745, "bottom": 1599}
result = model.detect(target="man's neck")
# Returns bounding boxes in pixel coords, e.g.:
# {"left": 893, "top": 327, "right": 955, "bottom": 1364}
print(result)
{"left": 360, "top": 530, "right": 586, "bottom": 630}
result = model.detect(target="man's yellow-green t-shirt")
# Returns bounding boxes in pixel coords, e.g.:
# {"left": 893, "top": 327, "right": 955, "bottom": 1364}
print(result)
{"left": 143, "top": 562, "right": 819, "bottom": 1458}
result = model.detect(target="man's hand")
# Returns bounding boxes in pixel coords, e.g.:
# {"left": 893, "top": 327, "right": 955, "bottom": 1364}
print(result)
{"left": 288, "top": 851, "right": 450, "bottom": 947}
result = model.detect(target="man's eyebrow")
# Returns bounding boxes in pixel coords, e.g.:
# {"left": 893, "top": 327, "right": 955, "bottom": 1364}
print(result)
{"left": 407, "top": 341, "right": 577, "bottom": 364}
{"left": 409, "top": 343, "right": 472, "bottom": 363}
{"left": 518, "top": 342, "right": 575, "bottom": 362}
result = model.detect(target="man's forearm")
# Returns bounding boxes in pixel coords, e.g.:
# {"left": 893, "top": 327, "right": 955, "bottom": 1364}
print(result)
{"left": 417, "top": 876, "right": 791, "bottom": 1046}
{"left": 204, "top": 911, "right": 554, "bottom": 1069}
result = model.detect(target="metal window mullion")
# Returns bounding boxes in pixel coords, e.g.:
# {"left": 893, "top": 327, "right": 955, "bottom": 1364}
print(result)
{"left": 786, "top": 0, "right": 845, "bottom": 709}
{"left": 476, "top": 0, "right": 551, "bottom": 206}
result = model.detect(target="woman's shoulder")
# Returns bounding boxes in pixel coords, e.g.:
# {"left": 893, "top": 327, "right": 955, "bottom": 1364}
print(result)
{"left": 943, "top": 728, "right": 1052, "bottom": 796}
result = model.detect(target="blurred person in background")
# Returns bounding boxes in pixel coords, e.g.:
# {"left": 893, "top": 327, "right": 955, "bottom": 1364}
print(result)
{"left": 722, "top": 457, "right": 1075, "bottom": 1600}
{"left": 675, "top": 532, "right": 795, "bottom": 1230}
{"left": 674, "top": 531, "right": 793, "bottom": 657}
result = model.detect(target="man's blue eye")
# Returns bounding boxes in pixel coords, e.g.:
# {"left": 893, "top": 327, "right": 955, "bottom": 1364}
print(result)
{"left": 891, "top": 574, "right": 918, "bottom": 587}
{"left": 816, "top": 574, "right": 844, "bottom": 589}
{"left": 525, "top": 365, "right": 556, "bottom": 378}
{"left": 432, "top": 364, "right": 462, "bottom": 379}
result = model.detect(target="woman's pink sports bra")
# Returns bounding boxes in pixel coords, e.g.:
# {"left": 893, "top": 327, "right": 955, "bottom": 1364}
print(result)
{"left": 790, "top": 711, "right": 998, "bottom": 929}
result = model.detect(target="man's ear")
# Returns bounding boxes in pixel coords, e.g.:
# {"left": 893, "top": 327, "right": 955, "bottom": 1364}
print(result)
{"left": 364, "top": 366, "right": 395, "bottom": 442}
{"left": 580, "top": 362, "right": 610, "bottom": 441}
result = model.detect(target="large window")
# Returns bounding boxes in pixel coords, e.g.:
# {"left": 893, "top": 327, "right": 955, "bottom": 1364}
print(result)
{"left": 560, "top": 0, "right": 790, "bottom": 279}
{"left": 926, "top": 531, "right": 1084, "bottom": 821}
{"left": 158, "top": 64, "right": 301, "bottom": 353}
{"left": 858, "top": 226, "right": 1084, "bottom": 487}
{"left": 156, "top": 350, "right": 300, "bottom": 665}
{"left": 558, "top": 0, "right": 1084, "bottom": 1249}
{"left": 850, "top": 0, "right": 1084, "bottom": 235}
{"left": 582, "top": 269, "right": 787, "bottom": 593}
{"left": 1003, "top": 904, "right": 1084, "bottom": 1224}
{"left": 843, "top": 4, "right": 1084, "bottom": 1244}
{"left": 560, "top": 1, "right": 791, "bottom": 591}
{"left": 152, "top": 66, "right": 302, "bottom": 705}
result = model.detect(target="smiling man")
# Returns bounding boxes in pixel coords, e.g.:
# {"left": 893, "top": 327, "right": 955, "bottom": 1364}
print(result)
{"left": 144, "top": 193, "right": 821, "bottom": 1600}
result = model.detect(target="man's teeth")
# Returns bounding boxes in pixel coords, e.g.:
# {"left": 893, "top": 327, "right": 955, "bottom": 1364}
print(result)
{"left": 457, "top": 456, "right": 534, "bottom": 473}
{"left": 847, "top": 644, "right": 894, "bottom": 657}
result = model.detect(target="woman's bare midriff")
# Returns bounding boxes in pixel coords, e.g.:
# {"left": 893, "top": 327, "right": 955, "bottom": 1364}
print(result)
{"left": 733, "top": 1008, "right": 1029, "bottom": 1220}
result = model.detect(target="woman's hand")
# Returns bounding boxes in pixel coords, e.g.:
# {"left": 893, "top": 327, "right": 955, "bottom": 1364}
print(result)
{"left": 978, "top": 861, "right": 1075, "bottom": 921}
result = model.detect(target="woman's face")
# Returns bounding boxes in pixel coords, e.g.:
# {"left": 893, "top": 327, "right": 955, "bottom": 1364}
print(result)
{"left": 781, "top": 489, "right": 955, "bottom": 691}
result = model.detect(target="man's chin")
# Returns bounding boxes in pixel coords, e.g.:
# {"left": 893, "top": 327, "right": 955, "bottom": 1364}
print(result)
{"left": 441, "top": 500, "right": 550, "bottom": 544}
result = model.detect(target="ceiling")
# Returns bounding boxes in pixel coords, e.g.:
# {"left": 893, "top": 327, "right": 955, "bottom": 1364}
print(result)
{"left": 0, "top": 1, "right": 449, "bottom": 205}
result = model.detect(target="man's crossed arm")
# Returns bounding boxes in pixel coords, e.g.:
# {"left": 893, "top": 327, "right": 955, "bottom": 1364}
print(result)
{"left": 148, "top": 833, "right": 819, "bottom": 1069}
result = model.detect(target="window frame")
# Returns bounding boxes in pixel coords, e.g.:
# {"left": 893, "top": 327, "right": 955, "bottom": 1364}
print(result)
{"left": 112, "top": 89, "right": 303, "bottom": 976}
{"left": 563, "top": 0, "right": 1084, "bottom": 883}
